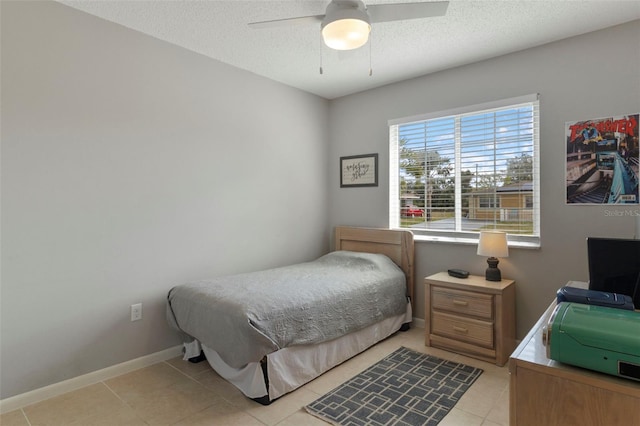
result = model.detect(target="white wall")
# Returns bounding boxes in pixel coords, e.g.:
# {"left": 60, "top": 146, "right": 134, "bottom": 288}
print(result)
{"left": 328, "top": 20, "right": 640, "bottom": 337}
{"left": 1, "top": 1, "right": 330, "bottom": 399}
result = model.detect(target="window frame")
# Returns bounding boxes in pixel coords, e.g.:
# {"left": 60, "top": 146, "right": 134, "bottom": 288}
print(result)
{"left": 389, "top": 94, "right": 540, "bottom": 248}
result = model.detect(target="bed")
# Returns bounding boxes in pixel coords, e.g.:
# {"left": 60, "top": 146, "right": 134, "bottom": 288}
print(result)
{"left": 166, "top": 226, "right": 415, "bottom": 404}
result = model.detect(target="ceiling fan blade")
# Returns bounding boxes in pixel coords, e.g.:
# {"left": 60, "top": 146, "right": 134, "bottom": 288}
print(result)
{"left": 248, "top": 15, "right": 324, "bottom": 29}
{"left": 367, "top": 1, "right": 449, "bottom": 24}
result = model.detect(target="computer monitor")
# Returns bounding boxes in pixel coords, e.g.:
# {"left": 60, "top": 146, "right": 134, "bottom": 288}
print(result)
{"left": 587, "top": 237, "right": 640, "bottom": 309}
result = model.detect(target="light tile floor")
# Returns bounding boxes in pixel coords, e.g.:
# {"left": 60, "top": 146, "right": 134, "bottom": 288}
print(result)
{"left": 1, "top": 327, "right": 509, "bottom": 426}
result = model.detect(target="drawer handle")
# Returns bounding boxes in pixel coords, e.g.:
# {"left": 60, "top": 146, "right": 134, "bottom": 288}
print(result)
{"left": 453, "top": 300, "right": 468, "bottom": 306}
{"left": 453, "top": 326, "right": 468, "bottom": 334}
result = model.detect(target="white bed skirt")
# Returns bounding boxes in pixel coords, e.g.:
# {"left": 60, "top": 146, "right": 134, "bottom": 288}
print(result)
{"left": 184, "top": 303, "right": 412, "bottom": 402}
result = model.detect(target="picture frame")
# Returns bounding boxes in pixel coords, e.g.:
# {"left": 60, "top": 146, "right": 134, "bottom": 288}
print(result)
{"left": 340, "top": 153, "right": 378, "bottom": 188}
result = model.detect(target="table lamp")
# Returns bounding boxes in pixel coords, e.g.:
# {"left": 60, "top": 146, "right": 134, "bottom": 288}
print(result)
{"left": 477, "top": 231, "right": 509, "bottom": 281}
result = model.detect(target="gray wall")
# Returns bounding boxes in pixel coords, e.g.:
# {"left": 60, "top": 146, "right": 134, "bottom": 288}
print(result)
{"left": 329, "top": 20, "right": 640, "bottom": 337}
{"left": 1, "top": 1, "right": 329, "bottom": 399}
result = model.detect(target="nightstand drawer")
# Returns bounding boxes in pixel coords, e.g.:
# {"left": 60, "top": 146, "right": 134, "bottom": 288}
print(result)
{"left": 432, "top": 311, "right": 494, "bottom": 348}
{"left": 432, "top": 287, "right": 493, "bottom": 319}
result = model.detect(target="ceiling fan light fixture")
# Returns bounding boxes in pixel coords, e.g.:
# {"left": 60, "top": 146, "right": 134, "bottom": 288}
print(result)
{"left": 322, "top": 18, "right": 370, "bottom": 50}
{"left": 321, "top": 1, "right": 371, "bottom": 50}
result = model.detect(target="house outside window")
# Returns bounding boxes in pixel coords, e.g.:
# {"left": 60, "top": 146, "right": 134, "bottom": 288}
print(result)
{"left": 389, "top": 94, "right": 540, "bottom": 247}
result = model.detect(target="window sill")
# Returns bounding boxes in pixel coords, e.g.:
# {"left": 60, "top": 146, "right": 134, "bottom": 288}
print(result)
{"left": 405, "top": 232, "right": 540, "bottom": 249}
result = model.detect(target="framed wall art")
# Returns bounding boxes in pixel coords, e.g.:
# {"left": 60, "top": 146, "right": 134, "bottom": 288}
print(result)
{"left": 340, "top": 153, "right": 378, "bottom": 188}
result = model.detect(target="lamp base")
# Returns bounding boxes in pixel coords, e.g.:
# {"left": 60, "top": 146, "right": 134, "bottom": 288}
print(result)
{"left": 485, "top": 257, "right": 502, "bottom": 281}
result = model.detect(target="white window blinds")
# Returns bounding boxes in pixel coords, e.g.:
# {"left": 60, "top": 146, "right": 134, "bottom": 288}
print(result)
{"left": 389, "top": 94, "right": 540, "bottom": 247}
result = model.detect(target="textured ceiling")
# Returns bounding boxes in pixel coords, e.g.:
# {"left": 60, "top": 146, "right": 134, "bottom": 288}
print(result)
{"left": 58, "top": 0, "right": 640, "bottom": 99}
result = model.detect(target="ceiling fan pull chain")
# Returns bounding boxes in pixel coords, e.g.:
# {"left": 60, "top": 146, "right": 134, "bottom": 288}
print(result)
{"left": 319, "top": 29, "right": 324, "bottom": 75}
{"left": 369, "top": 35, "right": 373, "bottom": 76}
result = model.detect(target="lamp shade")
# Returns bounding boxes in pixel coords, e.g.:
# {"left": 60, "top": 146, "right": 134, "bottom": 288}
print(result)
{"left": 477, "top": 231, "right": 509, "bottom": 258}
{"left": 321, "top": 1, "right": 371, "bottom": 50}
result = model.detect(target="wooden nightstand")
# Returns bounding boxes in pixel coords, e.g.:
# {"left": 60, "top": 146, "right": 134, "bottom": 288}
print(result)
{"left": 424, "top": 272, "right": 516, "bottom": 366}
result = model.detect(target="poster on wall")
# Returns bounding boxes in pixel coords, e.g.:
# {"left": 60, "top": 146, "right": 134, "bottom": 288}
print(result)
{"left": 565, "top": 113, "right": 639, "bottom": 205}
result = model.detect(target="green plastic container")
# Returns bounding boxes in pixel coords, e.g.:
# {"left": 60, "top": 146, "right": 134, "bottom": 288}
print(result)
{"left": 545, "top": 302, "right": 640, "bottom": 381}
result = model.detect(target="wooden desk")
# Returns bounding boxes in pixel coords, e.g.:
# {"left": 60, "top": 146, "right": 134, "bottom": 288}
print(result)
{"left": 509, "top": 282, "right": 640, "bottom": 425}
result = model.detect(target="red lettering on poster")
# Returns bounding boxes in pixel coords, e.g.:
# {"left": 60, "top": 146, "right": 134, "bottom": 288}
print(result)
{"left": 568, "top": 116, "right": 638, "bottom": 142}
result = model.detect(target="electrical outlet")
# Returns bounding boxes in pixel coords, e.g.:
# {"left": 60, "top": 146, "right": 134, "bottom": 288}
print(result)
{"left": 131, "top": 303, "right": 142, "bottom": 321}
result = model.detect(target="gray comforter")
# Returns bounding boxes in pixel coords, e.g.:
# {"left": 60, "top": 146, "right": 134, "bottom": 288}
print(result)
{"left": 166, "top": 251, "right": 407, "bottom": 368}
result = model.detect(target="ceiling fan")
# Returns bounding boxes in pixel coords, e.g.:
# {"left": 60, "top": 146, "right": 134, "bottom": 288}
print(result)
{"left": 249, "top": 0, "right": 449, "bottom": 51}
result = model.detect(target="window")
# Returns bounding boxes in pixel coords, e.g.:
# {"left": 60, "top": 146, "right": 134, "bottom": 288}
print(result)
{"left": 479, "top": 196, "right": 498, "bottom": 209}
{"left": 389, "top": 94, "right": 540, "bottom": 247}
{"left": 525, "top": 195, "right": 533, "bottom": 209}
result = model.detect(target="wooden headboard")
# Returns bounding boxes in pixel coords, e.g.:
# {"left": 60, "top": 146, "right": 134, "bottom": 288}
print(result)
{"left": 334, "top": 226, "right": 415, "bottom": 308}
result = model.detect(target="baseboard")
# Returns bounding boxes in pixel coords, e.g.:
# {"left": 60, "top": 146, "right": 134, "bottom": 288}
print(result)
{"left": 0, "top": 345, "right": 183, "bottom": 414}
{"left": 412, "top": 317, "right": 425, "bottom": 329}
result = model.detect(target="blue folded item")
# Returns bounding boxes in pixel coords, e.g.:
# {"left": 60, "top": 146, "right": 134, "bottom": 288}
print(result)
{"left": 556, "top": 286, "right": 635, "bottom": 311}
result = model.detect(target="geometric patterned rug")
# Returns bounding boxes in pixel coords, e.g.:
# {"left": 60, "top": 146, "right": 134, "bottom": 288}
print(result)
{"left": 305, "top": 346, "right": 483, "bottom": 426}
